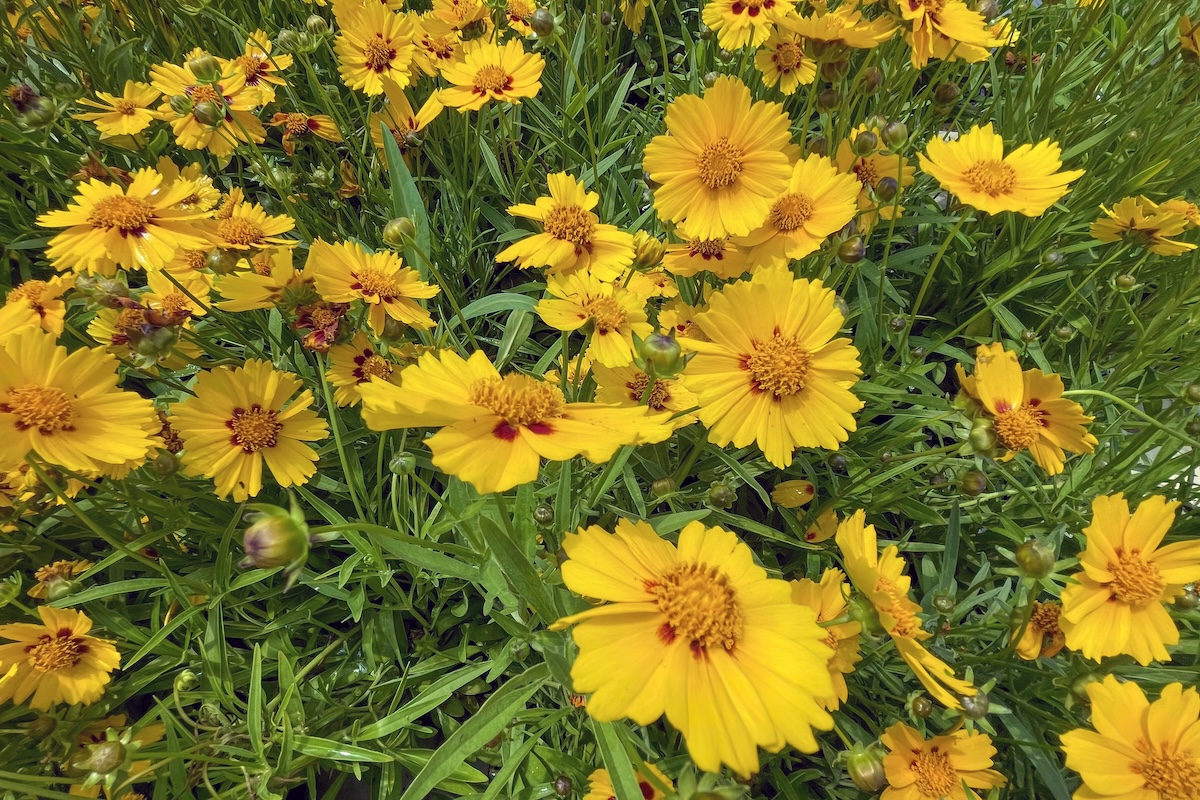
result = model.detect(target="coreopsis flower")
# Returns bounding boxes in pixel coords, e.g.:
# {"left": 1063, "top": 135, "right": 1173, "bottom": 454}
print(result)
{"left": 536, "top": 272, "right": 652, "bottom": 367}
{"left": 1015, "top": 600, "right": 1065, "bottom": 660}
{"left": 307, "top": 239, "right": 438, "bottom": 336}
{"left": 0, "top": 607, "right": 120, "bottom": 710}
{"left": 662, "top": 223, "right": 750, "bottom": 279}
{"left": 583, "top": 764, "right": 672, "bottom": 800}
{"left": 171, "top": 360, "right": 329, "bottom": 502}
{"left": 269, "top": 112, "right": 342, "bottom": 155}
{"left": 784, "top": 6, "right": 896, "bottom": 49}
{"left": 27, "top": 559, "right": 92, "bottom": 600}
{"left": 551, "top": 518, "right": 835, "bottom": 777}
{"left": 326, "top": 332, "right": 405, "bottom": 407}
{"left": 918, "top": 123, "right": 1083, "bottom": 216}
{"left": 619, "top": 0, "right": 648, "bottom": 33}
{"left": 836, "top": 510, "right": 977, "bottom": 708}
{"left": 591, "top": 363, "right": 697, "bottom": 429}
{"left": 659, "top": 299, "right": 708, "bottom": 342}
{"left": 359, "top": 350, "right": 672, "bottom": 493}
{"left": 682, "top": 267, "right": 862, "bottom": 467}
{"left": 212, "top": 202, "right": 296, "bottom": 251}
{"left": 144, "top": 269, "right": 214, "bottom": 320}
{"left": 642, "top": 77, "right": 793, "bottom": 240}
{"left": 1060, "top": 494, "right": 1200, "bottom": 665}
{"left": 0, "top": 329, "right": 159, "bottom": 475}
{"left": 772, "top": 479, "right": 814, "bottom": 508}
{"left": 791, "top": 568, "right": 861, "bottom": 710}
{"left": 432, "top": 0, "right": 491, "bottom": 33}
{"left": 1090, "top": 196, "right": 1198, "bottom": 256}
{"left": 955, "top": 342, "right": 1097, "bottom": 474}
{"left": 72, "top": 80, "right": 160, "bottom": 137}
{"left": 1159, "top": 197, "right": 1200, "bottom": 227}
{"left": 37, "top": 169, "right": 212, "bottom": 273}
{"left": 754, "top": 29, "right": 817, "bottom": 95}
{"left": 1062, "top": 677, "right": 1200, "bottom": 800}
{"left": 149, "top": 61, "right": 265, "bottom": 157}
{"left": 835, "top": 125, "right": 916, "bottom": 232}
{"left": 156, "top": 157, "right": 221, "bottom": 213}
{"left": 735, "top": 153, "right": 861, "bottom": 268}
{"left": 1181, "top": 15, "right": 1200, "bottom": 57}
{"left": 411, "top": 14, "right": 462, "bottom": 75}
{"left": 623, "top": 267, "right": 678, "bottom": 300}
{"left": 233, "top": 30, "right": 293, "bottom": 105}
{"left": 335, "top": 2, "right": 417, "bottom": 95}
{"left": 3, "top": 274, "right": 73, "bottom": 336}
{"left": 293, "top": 301, "right": 352, "bottom": 352}
{"left": 503, "top": 0, "right": 536, "bottom": 34}
{"left": 880, "top": 723, "right": 1006, "bottom": 800}
{"left": 438, "top": 38, "right": 545, "bottom": 112}
{"left": 369, "top": 79, "right": 443, "bottom": 153}
{"left": 898, "top": 0, "right": 1008, "bottom": 68}
{"left": 805, "top": 506, "right": 837, "bottom": 543}
{"left": 702, "top": 0, "right": 793, "bottom": 50}
{"left": 215, "top": 250, "right": 311, "bottom": 312}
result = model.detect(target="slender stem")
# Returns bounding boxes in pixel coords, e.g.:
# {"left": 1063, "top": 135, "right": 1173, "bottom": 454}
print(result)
{"left": 1063, "top": 389, "right": 1200, "bottom": 449}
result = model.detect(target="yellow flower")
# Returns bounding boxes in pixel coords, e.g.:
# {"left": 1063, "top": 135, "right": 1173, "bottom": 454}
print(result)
{"left": 438, "top": 38, "right": 545, "bottom": 112}
{"left": 155, "top": 157, "right": 221, "bottom": 213}
{"left": 503, "top": 0, "right": 536, "bottom": 34}
{"left": 918, "top": 123, "right": 1084, "bottom": 216}
{"left": 72, "top": 80, "right": 160, "bottom": 137}
{"left": 3, "top": 274, "right": 74, "bottom": 336}
{"left": 619, "top": 0, "right": 648, "bottom": 33}
{"left": 836, "top": 510, "right": 977, "bottom": 708}
{"left": 956, "top": 342, "right": 1097, "bottom": 474}
{"left": 1062, "top": 676, "right": 1200, "bottom": 800}
{"left": 771, "top": 479, "right": 814, "bottom": 508}
{"left": 369, "top": 79, "right": 444, "bottom": 153}
{"left": 0, "top": 607, "right": 121, "bottom": 710}
{"left": 496, "top": 173, "right": 635, "bottom": 280}
{"left": 1090, "top": 196, "right": 1198, "bottom": 256}
{"left": 432, "top": 0, "right": 492, "bottom": 33}
{"left": 834, "top": 124, "right": 916, "bottom": 233}
{"left": 583, "top": 764, "right": 672, "bottom": 800}
{"left": 552, "top": 518, "right": 834, "bottom": 777}
{"left": 735, "top": 153, "right": 861, "bottom": 268}
{"left": 326, "top": 331, "right": 405, "bottom": 407}
{"left": 791, "top": 568, "right": 861, "bottom": 710}
{"left": 536, "top": 272, "right": 652, "bottom": 367}
{"left": 662, "top": 222, "right": 750, "bottom": 280}
{"left": 1159, "top": 197, "right": 1200, "bottom": 227}
{"left": 0, "top": 329, "right": 159, "bottom": 475}
{"left": 149, "top": 61, "right": 265, "bottom": 157}
{"left": 643, "top": 76, "right": 793, "bottom": 239}
{"left": 702, "top": 0, "right": 791, "bottom": 50}
{"left": 359, "top": 349, "right": 672, "bottom": 494}
{"left": 171, "top": 359, "right": 329, "bottom": 502}
{"left": 682, "top": 267, "right": 862, "bottom": 467}
{"left": 1014, "top": 600, "right": 1065, "bottom": 660}
{"left": 659, "top": 299, "right": 709, "bottom": 342}
{"left": 881, "top": 722, "right": 1006, "bottom": 800}
{"left": 144, "top": 269, "right": 214, "bottom": 319}
{"left": 335, "top": 2, "right": 418, "bottom": 95}
{"left": 215, "top": 249, "right": 311, "bottom": 312}
{"left": 804, "top": 506, "right": 838, "bottom": 543}
{"left": 412, "top": 14, "right": 463, "bottom": 76}
{"left": 233, "top": 30, "right": 293, "bottom": 105}
{"left": 269, "top": 112, "right": 342, "bottom": 156}
{"left": 37, "top": 169, "right": 213, "bottom": 273}
{"left": 1181, "top": 15, "right": 1200, "bottom": 57}
{"left": 212, "top": 202, "right": 295, "bottom": 250}
{"left": 754, "top": 28, "right": 817, "bottom": 95}
{"left": 623, "top": 267, "right": 678, "bottom": 300}
{"left": 307, "top": 239, "right": 438, "bottom": 336}
{"left": 591, "top": 363, "right": 698, "bottom": 429}
{"left": 899, "top": 0, "right": 1009, "bottom": 68}
{"left": 784, "top": 6, "right": 896, "bottom": 49}
{"left": 27, "top": 559, "right": 93, "bottom": 600}
{"left": 1060, "top": 493, "right": 1200, "bottom": 665}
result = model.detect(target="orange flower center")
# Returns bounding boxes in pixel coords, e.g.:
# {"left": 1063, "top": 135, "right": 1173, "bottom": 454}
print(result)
{"left": 354, "top": 351, "right": 394, "bottom": 383}
{"left": 474, "top": 64, "right": 510, "bottom": 92}
{"left": 543, "top": 204, "right": 595, "bottom": 250}
{"left": 769, "top": 192, "right": 815, "bottom": 232}
{"left": 994, "top": 404, "right": 1042, "bottom": 451}
{"left": 696, "top": 136, "right": 745, "bottom": 190}
{"left": 2, "top": 385, "right": 75, "bottom": 434}
{"left": 189, "top": 84, "right": 221, "bottom": 105}
{"left": 911, "top": 746, "right": 958, "bottom": 798}
{"left": 876, "top": 576, "right": 921, "bottom": 637}
{"left": 308, "top": 306, "right": 340, "bottom": 329}
{"left": 88, "top": 195, "right": 155, "bottom": 232}
{"left": 218, "top": 217, "right": 266, "bottom": 247}
{"left": 1139, "top": 748, "right": 1200, "bottom": 800}
{"left": 283, "top": 112, "right": 311, "bottom": 136}
{"left": 423, "top": 34, "right": 457, "bottom": 59}
{"left": 652, "top": 562, "right": 744, "bottom": 654}
{"left": 226, "top": 404, "right": 283, "bottom": 452}
{"left": 688, "top": 237, "right": 726, "bottom": 258}
{"left": 468, "top": 374, "right": 565, "bottom": 428}
{"left": 508, "top": 0, "right": 535, "bottom": 19}
{"left": 1029, "top": 601, "right": 1061, "bottom": 634}
{"left": 773, "top": 41, "right": 804, "bottom": 71}
{"left": 364, "top": 35, "right": 397, "bottom": 72}
{"left": 8, "top": 280, "right": 48, "bottom": 312}
{"left": 34, "top": 560, "right": 85, "bottom": 583}
{"left": 155, "top": 291, "right": 193, "bottom": 317}
{"left": 582, "top": 296, "right": 627, "bottom": 333}
{"left": 235, "top": 54, "right": 267, "bottom": 83}
{"left": 1107, "top": 552, "right": 1164, "bottom": 606}
{"left": 350, "top": 267, "right": 399, "bottom": 300}
{"left": 180, "top": 250, "right": 209, "bottom": 271}
{"left": 625, "top": 373, "right": 672, "bottom": 409}
{"left": 745, "top": 333, "right": 812, "bottom": 397}
{"left": 963, "top": 159, "right": 1017, "bottom": 197}
{"left": 113, "top": 98, "right": 138, "bottom": 115}
{"left": 853, "top": 157, "right": 880, "bottom": 187}
{"left": 26, "top": 630, "right": 87, "bottom": 672}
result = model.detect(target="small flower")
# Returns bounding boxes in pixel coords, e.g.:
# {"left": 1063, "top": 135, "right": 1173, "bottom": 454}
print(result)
{"left": 1015, "top": 600, "right": 1065, "bottom": 660}
{"left": 27, "top": 559, "right": 93, "bottom": 600}
{"left": 1181, "top": 14, "right": 1200, "bottom": 58}
{"left": 702, "top": 0, "right": 791, "bottom": 50}
{"left": 438, "top": 37, "right": 545, "bottom": 112}
{"left": 834, "top": 124, "right": 916, "bottom": 233}
{"left": 269, "top": 112, "right": 342, "bottom": 155}
{"left": 1090, "top": 196, "right": 1198, "bottom": 256}
{"left": 880, "top": 722, "right": 1006, "bottom": 800}
{"left": 149, "top": 61, "right": 265, "bottom": 157}
{"left": 212, "top": 202, "right": 296, "bottom": 251}
{"left": 72, "top": 80, "right": 160, "bottom": 137}
{"left": 0, "top": 607, "right": 121, "bottom": 710}
{"left": 899, "top": 0, "right": 1011, "bottom": 68}
{"left": 307, "top": 239, "right": 438, "bottom": 336}
{"left": 334, "top": 2, "right": 418, "bottom": 95}
{"left": 791, "top": 568, "right": 861, "bottom": 710}
{"left": 215, "top": 249, "right": 311, "bottom": 312}
{"left": 536, "top": 271, "right": 652, "bottom": 367}
{"left": 326, "top": 331, "right": 405, "bottom": 407}
{"left": 619, "top": 0, "right": 648, "bottom": 33}
{"left": 503, "top": 0, "right": 537, "bottom": 34}
{"left": 233, "top": 30, "right": 293, "bottom": 105}
{"left": 369, "top": 79, "right": 443, "bottom": 154}
{"left": 662, "top": 222, "right": 750, "bottom": 280}
{"left": 411, "top": 14, "right": 462, "bottom": 75}
{"left": 784, "top": 6, "right": 896, "bottom": 50}
{"left": 3, "top": 274, "right": 74, "bottom": 336}
{"left": 754, "top": 28, "right": 817, "bottom": 95}
{"left": 591, "top": 363, "right": 698, "bottom": 429}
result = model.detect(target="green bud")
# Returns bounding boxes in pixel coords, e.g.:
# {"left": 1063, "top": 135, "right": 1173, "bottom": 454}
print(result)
{"left": 1188, "top": 419, "right": 1200, "bottom": 437}
{"left": 837, "top": 236, "right": 865, "bottom": 264}
{"left": 846, "top": 744, "right": 887, "bottom": 793}
{"left": 1115, "top": 273, "right": 1138, "bottom": 291}
{"left": 703, "top": 71, "right": 720, "bottom": 88}
{"left": 880, "top": 120, "right": 908, "bottom": 148}
{"left": 383, "top": 216, "right": 417, "bottom": 247}
{"left": 1040, "top": 248, "right": 1066, "bottom": 268}
{"left": 152, "top": 451, "right": 181, "bottom": 476}
{"left": 959, "top": 691, "right": 989, "bottom": 719}
{"left": 554, "top": 776, "right": 573, "bottom": 797}
{"left": 169, "top": 94, "right": 194, "bottom": 116}
{"left": 852, "top": 131, "right": 878, "bottom": 156}
{"left": 1015, "top": 539, "right": 1055, "bottom": 578}
{"left": 816, "top": 89, "right": 840, "bottom": 111}
{"left": 461, "top": 18, "right": 488, "bottom": 40}
{"left": 960, "top": 470, "right": 987, "bottom": 496}
{"left": 46, "top": 579, "right": 80, "bottom": 601}
{"left": 698, "top": 24, "right": 712, "bottom": 40}
{"left": 651, "top": 477, "right": 676, "bottom": 498}
{"left": 0, "top": 574, "right": 20, "bottom": 608}
{"left": 205, "top": 248, "right": 238, "bottom": 274}
{"left": 389, "top": 451, "right": 416, "bottom": 475}
{"left": 859, "top": 66, "right": 884, "bottom": 94}
{"left": 887, "top": 314, "right": 907, "bottom": 333}
{"left": 969, "top": 418, "right": 997, "bottom": 454}
{"left": 174, "top": 669, "right": 200, "bottom": 692}
{"left": 874, "top": 176, "right": 900, "bottom": 202}
{"left": 21, "top": 97, "right": 56, "bottom": 128}
{"left": 1124, "top": 128, "right": 1141, "bottom": 142}
{"left": 187, "top": 53, "right": 222, "bottom": 83}
{"left": 1185, "top": 384, "right": 1200, "bottom": 404}
{"left": 240, "top": 497, "right": 311, "bottom": 590}
{"left": 911, "top": 695, "right": 934, "bottom": 718}
{"left": 632, "top": 230, "right": 666, "bottom": 270}
{"left": 708, "top": 482, "right": 736, "bottom": 510}
{"left": 192, "top": 100, "right": 223, "bottom": 127}
{"left": 847, "top": 593, "right": 885, "bottom": 636}
{"left": 305, "top": 14, "right": 328, "bottom": 35}
{"left": 975, "top": 0, "right": 999, "bottom": 18}
{"left": 602, "top": 11, "right": 614, "bottom": 26}
{"left": 1071, "top": 673, "right": 1099, "bottom": 700}
{"left": 635, "top": 331, "right": 685, "bottom": 378}
{"left": 1176, "top": 587, "right": 1200, "bottom": 609}
{"left": 827, "top": 452, "right": 848, "bottom": 473}
{"left": 275, "top": 28, "right": 303, "bottom": 52}
{"left": 1020, "top": 328, "right": 1038, "bottom": 343}
{"left": 25, "top": 716, "right": 56, "bottom": 741}
{"left": 533, "top": 503, "right": 555, "bottom": 526}
{"left": 933, "top": 82, "right": 960, "bottom": 103}
{"left": 132, "top": 325, "right": 182, "bottom": 361}
{"left": 530, "top": 8, "right": 555, "bottom": 37}
{"left": 81, "top": 741, "right": 127, "bottom": 775}
{"left": 820, "top": 59, "right": 849, "bottom": 81}
{"left": 1054, "top": 325, "right": 1074, "bottom": 342}
{"left": 932, "top": 593, "right": 956, "bottom": 614}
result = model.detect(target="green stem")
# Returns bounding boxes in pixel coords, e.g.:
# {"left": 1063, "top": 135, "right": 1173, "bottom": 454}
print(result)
{"left": 1062, "top": 389, "right": 1200, "bottom": 450}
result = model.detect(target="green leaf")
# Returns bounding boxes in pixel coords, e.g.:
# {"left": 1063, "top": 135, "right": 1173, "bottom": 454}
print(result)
{"left": 381, "top": 121, "right": 432, "bottom": 275}
{"left": 999, "top": 714, "right": 1071, "bottom": 800}
{"left": 354, "top": 661, "right": 493, "bottom": 740}
{"left": 590, "top": 719, "right": 642, "bottom": 800}
{"left": 479, "top": 515, "right": 560, "bottom": 624}
{"left": 293, "top": 736, "right": 393, "bottom": 763}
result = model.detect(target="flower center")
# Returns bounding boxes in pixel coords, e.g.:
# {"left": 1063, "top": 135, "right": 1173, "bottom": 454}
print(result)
{"left": 474, "top": 64, "right": 510, "bottom": 93}
{"left": 730, "top": 0, "right": 774, "bottom": 14}
{"left": 235, "top": 54, "right": 267, "bottom": 83}
{"left": 625, "top": 373, "right": 672, "bottom": 409}
{"left": 34, "top": 560, "right": 82, "bottom": 583}
{"left": 876, "top": 576, "right": 921, "bottom": 637}
{"left": 963, "top": 159, "right": 1018, "bottom": 197}
{"left": 26, "top": 631, "right": 87, "bottom": 672}
{"left": 1140, "top": 748, "right": 1200, "bottom": 800}
{"left": 88, "top": 195, "right": 154, "bottom": 232}
{"left": 112, "top": 308, "right": 147, "bottom": 344}
{"left": 508, "top": 0, "right": 535, "bottom": 19}
{"left": 218, "top": 217, "right": 266, "bottom": 247}
{"left": 994, "top": 404, "right": 1043, "bottom": 451}
{"left": 651, "top": 562, "right": 744, "bottom": 654}
{"left": 696, "top": 137, "right": 745, "bottom": 190}
{"left": 180, "top": 249, "right": 208, "bottom": 271}
{"left": 226, "top": 404, "right": 283, "bottom": 452}
{"left": 853, "top": 158, "right": 880, "bottom": 187}
{"left": 8, "top": 280, "right": 48, "bottom": 312}
{"left": 468, "top": 374, "right": 566, "bottom": 428}
{"left": 307, "top": 306, "right": 340, "bottom": 329}
{"left": 543, "top": 204, "right": 596, "bottom": 250}
{"left": 189, "top": 84, "right": 221, "bottom": 105}
{"left": 364, "top": 35, "right": 397, "bottom": 72}
{"left": 353, "top": 351, "right": 394, "bottom": 383}
{"left": 2, "top": 385, "right": 75, "bottom": 434}
{"left": 688, "top": 237, "right": 727, "bottom": 259}
{"left": 1030, "top": 601, "right": 1061, "bottom": 634}
{"left": 284, "top": 112, "right": 311, "bottom": 136}
{"left": 423, "top": 33, "right": 457, "bottom": 59}
{"left": 745, "top": 333, "right": 812, "bottom": 397}
{"left": 113, "top": 99, "right": 138, "bottom": 115}
{"left": 1108, "top": 551, "right": 1164, "bottom": 606}
{"left": 768, "top": 192, "right": 815, "bottom": 232}
{"left": 582, "top": 296, "right": 627, "bottom": 333}
{"left": 773, "top": 41, "right": 804, "bottom": 70}
{"left": 350, "top": 267, "right": 399, "bottom": 300}
{"left": 911, "top": 747, "right": 958, "bottom": 799}
{"left": 156, "top": 291, "right": 193, "bottom": 317}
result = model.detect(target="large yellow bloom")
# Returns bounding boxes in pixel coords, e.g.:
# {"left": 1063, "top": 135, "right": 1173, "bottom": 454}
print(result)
{"left": 754, "top": 28, "right": 817, "bottom": 96}
{"left": 1090, "top": 196, "right": 1198, "bottom": 256}
{"left": 438, "top": 38, "right": 545, "bottom": 112}
{"left": 171, "top": 360, "right": 329, "bottom": 502}
{"left": 1062, "top": 676, "right": 1200, "bottom": 800}
{"left": 334, "top": 2, "right": 418, "bottom": 95}
{"left": 583, "top": 764, "right": 672, "bottom": 800}
{"left": 791, "top": 568, "right": 861, "bottom": 710}
{"left": 701, "top": 0, "right": 792, "bottom": 50}
{"left": 37, "top": 169, "right": 213, "bottom": 273}
{"left": 3, "top": 274, "right": 73, "bottom": 336}
{"left": 72, "top": 80, "right": 160, "bottom": 137}
{"left": 899, "top": 0, "right": 1008, "bottom": 68}
{"left": 496, "top": 173, "right": 635, "bottom": 280}
{"left": 308, "top": 239, "right": 438, "bottom": 336}
{"left": 358, "top": 350, "right": 672, "bottom": 494}
{"left": 956, "top": 342, "right": 1096, "bottom": 474}
{"left": 1060, "top": 494, "right": 1200, "bottom": 665}
{"left": 918, "top": 124, "right": 1083, "bottom": 216}
{"left": 836, "top": 511, "right": 977, "bottom": 709}
{"left": 149, "top": 61, "right": 265, "bottom": 157}
{"left": 683, "top": 266, "right": 862, "bottom": 468}
{"left": 551, "top": 519, "right": 835, "bottom": 778}
{"left": 233, "top": 29, "right": 293, "bottom": 105}
{"left": 535, "top": 272, "right": 652, "bottom": 367}
{"left": 881, "top": 722, "right": 1006, "bottom": 800}
{"left": 0, "top": 329, "right": 159, "bottom": 475}
{"left": 642, "top": 76, "right": 793, "bottom": 240}
{"left": 734, "top": 154, "right": 861, "bottom": 268}
{"left": 0, "top": 607, "right": 120, "bottom": 710}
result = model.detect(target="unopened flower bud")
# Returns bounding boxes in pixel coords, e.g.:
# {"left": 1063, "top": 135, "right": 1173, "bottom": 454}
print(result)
{"left": 1185, "top": 384, "right": 1200, "bottom": 404}
{"left": 554, "top": 776, "right": 573, "bottom": 797}
{"left": 820, "top": 59, "right": 849, "bottom": 81}
{"left": 848, "top": 594, "right": 884, "bottom": 635}
{"left": 1020, "top": 328, "right": 1038, "bottom": 343}
{"left": 21, "top": 97, "right": 56, "bottom": 128}
{"left": 969, "top": 418, "right": 997, "bottom": 453}
{"left": 169, "top": 94, "right": 194, "bottom": 115}
{"left": 960, "top": 470, "right": 987, "bottom": 496}
{"left": 0, "top": 575, "right": 20, "bottom": 607}
{"left": 305, "top": 14, "right": 328, "bottom": 35}
{"left": 240, "top": 498, "right": 310, "bottom": 590}
{"left": 1054, "top": 325, "right": 1074, "bottom": 341}
{"left": 275, "top": 28, "right": 303, "bottom": 52}
{"left": 1115, "top": 273, "right": 1137, "bottom": 291}
{"left": 636, "top": 331, "right": 685, "bottom": 378}
{"left": 846, "top": 744, "right": 887, "bottom": 793}
{"left": 533, "top": 503, "right": 554, "bottom": 526}
{"left": 932, "top": 593, "right": 956, "bottom": 614}
{"left": 205, "top": 248, "right": 239, "bottom": 275}
{"left": 133, "top": 325, "right": 182, "bottom": 360}
{"left": 827, "top": 452, "right": 848, "bottom": 473}
{"left": 874, "top": 176, "right": 899, "bottom": 202}
{"left": 530, "top": 8, "right": 555, "bottom": 37}
{"left": 192, "top": 100, "right": 222, "bottom": 127}
{"left": 838, "top": 237, "right": 866, "bottom": 263}
{"left": 81, "top": 741, "right": 127, "bottom": 775}
{"left": 911, "top": 695, "right": 934, "bottom": 718}
{"left": 852, "top": 131, "right": 878, "bottom": 156}
{"left": 959, "top": 691, "right": 989, "bottom": 719}
{"left": 703, "top": 71, "right": 720, "bottom": 88}
{"left": 934, "top": 82, "right": 960, "bottom": 104}
{"left": 708, "top": 482, "right": 736, "bottom": 510}
{"left": 601, "top": 11, "right": 613, "bottom": 26}
{"left": 1014, "top": 539, "right": 1055, "bottom": 578}
{"left": 880, "top": 120, "right": 908, "bottom": 148}
{"left": 698, "top": 24, "right": 712, "bottom": 40}
{"left": 632, "top": 230, "right": 666, "bottom": 269}
{"left": 771, "top": 479, "right": 814, "bottom": 509}
{"left": 1040, "top": 248, "right": 1065, "bottom": 268}
{"left": 717, "top": 49, "right": 734, "bottom": 63}
{"left": 833, "top": 294, "right": 849, "bottom": 318}
{"left": 975, "top": 0, "right": 999, "bottom": 19}
{"left": 460, "top": 18, "right": 488, "bottom": 40}
{"left": 1176, "top": 587, "right": 1200, "bottom": 610}
{"left": 816, "top": 89, "right": 840, "bottom": 111}
{"left": 174, "top": 669, "right": 200, "bottom": 692}
{"left": 25, "top": 716, "right": 56, "bottom": 741}
{"left": 807, "top": 135, "right": 829, "bottom": 157}
{"left": 187, "top": 53, "right": 221, "bottom": 83}
{"left": 651, "top": 477, "right": 676, "bottom": 498}
{"left": 382, "top": 216, "right": 417, "bottom": 247}
{"left": 887, "top": 314, "right": 907, "bottom": 332}
{"left": 389, "top": 451, "right": 416, "bottom": 475}
{"left": 859, "top": 66, "right": 884, "bottom": 93}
